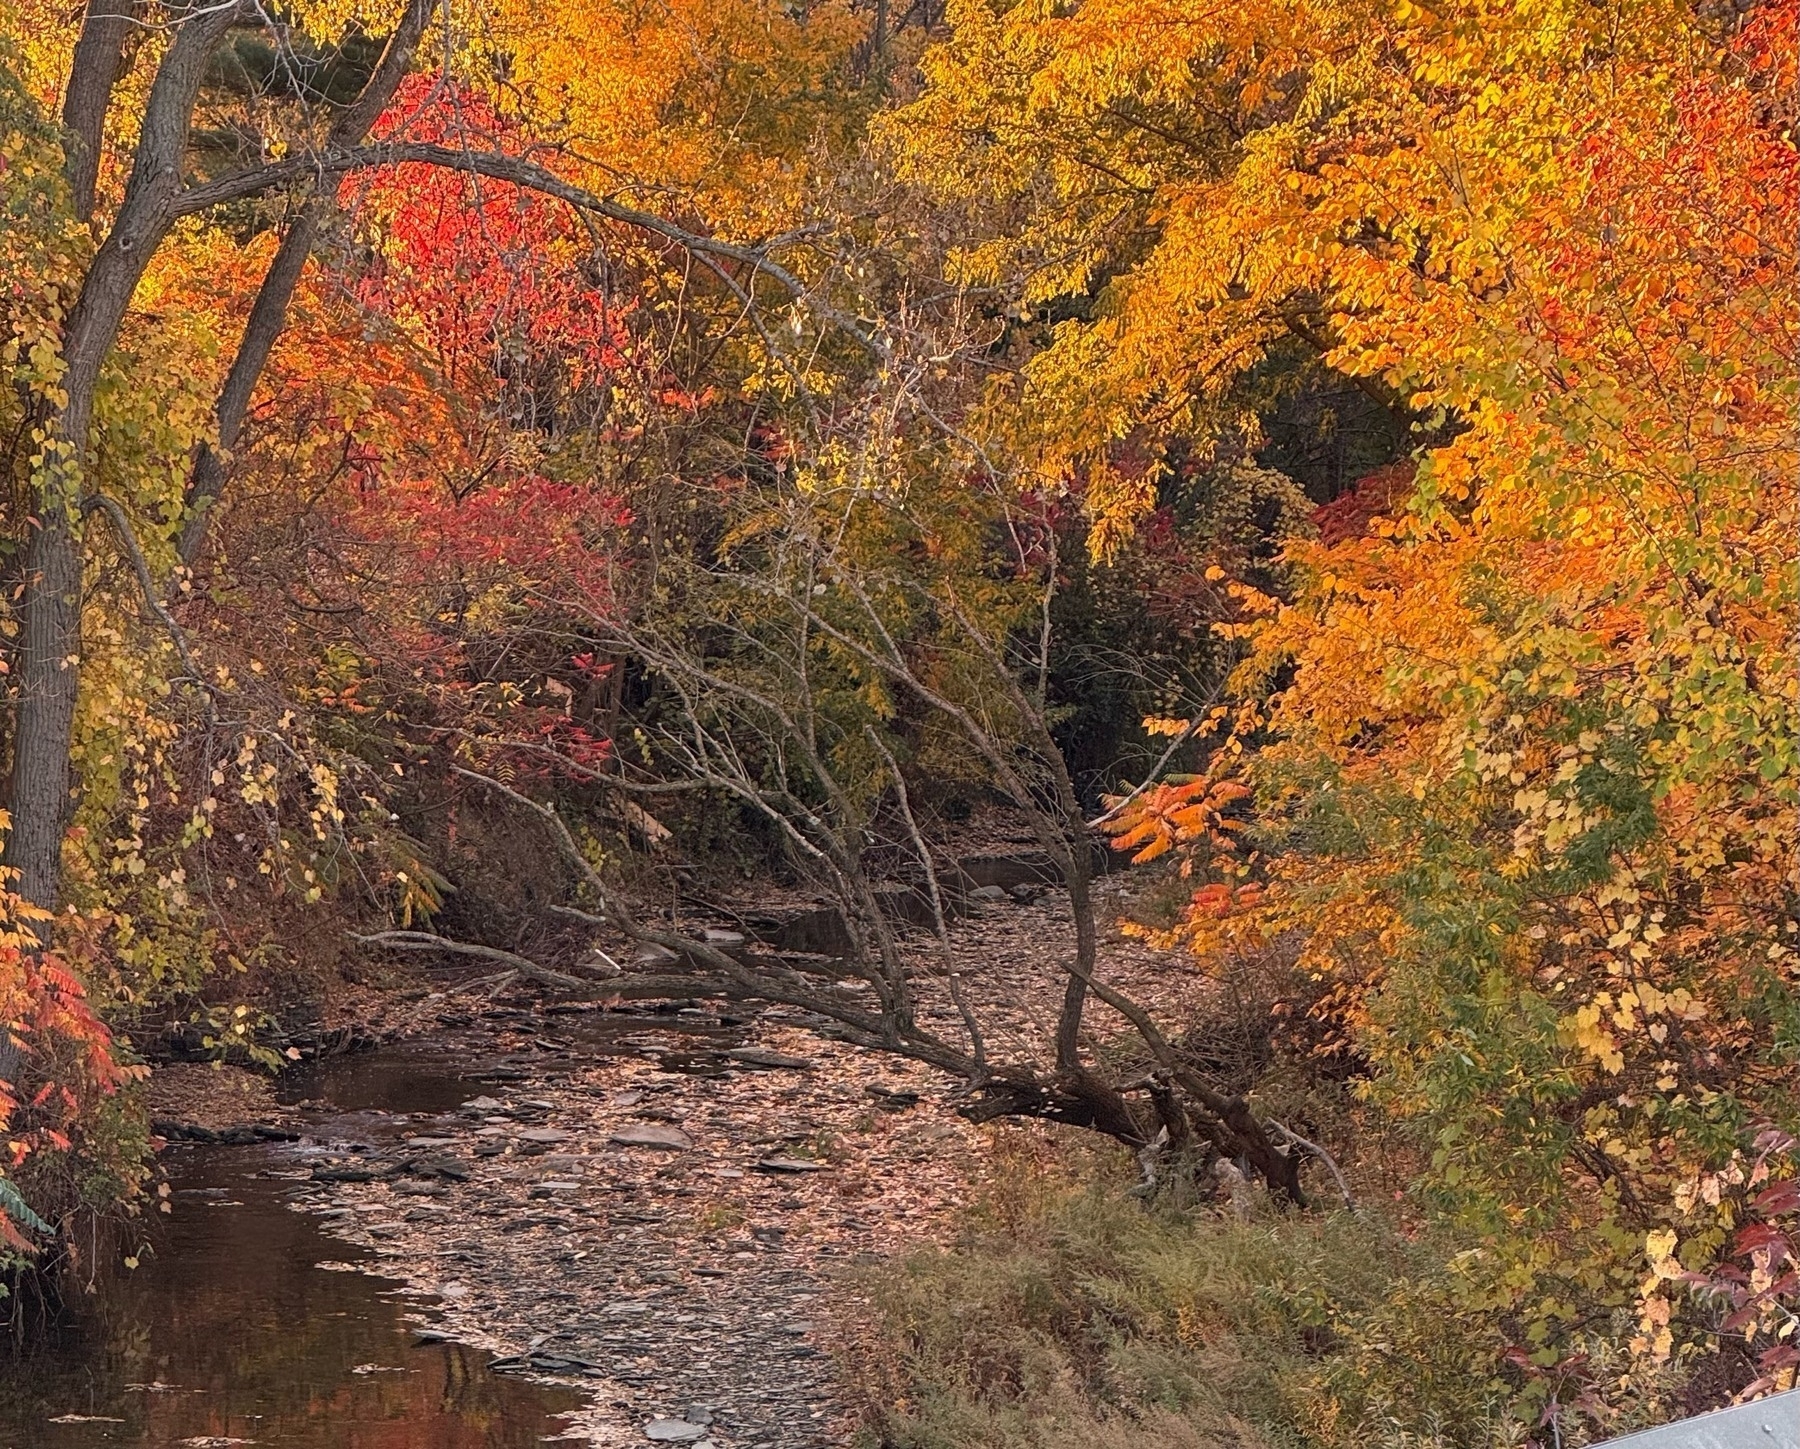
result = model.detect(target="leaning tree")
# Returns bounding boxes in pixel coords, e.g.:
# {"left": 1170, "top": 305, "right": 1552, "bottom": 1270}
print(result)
{"left": 365, "top": 436, "right": 1323, "bottom": 1202}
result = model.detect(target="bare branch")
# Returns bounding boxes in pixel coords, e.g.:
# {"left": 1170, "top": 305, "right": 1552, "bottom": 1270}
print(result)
{"left": 349, "top": 930, "right": 592, "bottom": 992}
{"left": 82, "top": 492, "right": 206, "bottom": 688}
{"left": 179, "top": 0, "right": 436, "bottom": 566}
{"left": 865, "top": 725, "right": 987, "bottom": 1076}
{"left": 1269, "top": 1121, "right": 1356, "bottom": 1211}
{"left": 1087, "top": 705, "right": 1217, "bottom": 829}
{"left": 173, "top": 144, "right": 880, "bottom": 352}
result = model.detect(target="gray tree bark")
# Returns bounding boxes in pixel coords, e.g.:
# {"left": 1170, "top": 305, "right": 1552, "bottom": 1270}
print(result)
{"left": 8, "top": 3, "right": 249, "bottom": 916}
{"left": 60, "top": 0, "right": 140, "bottom": 223}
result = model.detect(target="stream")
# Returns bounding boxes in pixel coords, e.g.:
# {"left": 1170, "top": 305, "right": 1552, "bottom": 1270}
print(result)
{"left": 0, "top": 855, "right": 1070, "bottom": 1448}
{"left": 0, "top": 1035, "right": 590, "bottom": 1449}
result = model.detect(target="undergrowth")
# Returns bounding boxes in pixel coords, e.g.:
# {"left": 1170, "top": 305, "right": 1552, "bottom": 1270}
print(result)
{"left": 839, "top": 1134, "right": 1683, "bottom": 1449}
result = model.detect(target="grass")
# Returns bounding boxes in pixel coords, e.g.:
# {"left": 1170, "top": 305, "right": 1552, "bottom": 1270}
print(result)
{"left": 835, "top": 1132, "right": 1566, "bottom": 1449}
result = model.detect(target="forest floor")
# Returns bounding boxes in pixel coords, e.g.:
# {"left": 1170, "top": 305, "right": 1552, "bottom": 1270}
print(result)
{"left": 149, "top": 870, "right": 1199, "bottom": 1448}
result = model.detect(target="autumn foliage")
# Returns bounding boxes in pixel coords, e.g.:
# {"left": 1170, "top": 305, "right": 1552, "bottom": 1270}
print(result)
{"left": 1082, "top": 0, "right": 1799, "bottom": 1422}
{"left": 0, "top": 0, "right": 1795, "bottom": 1436}
{"left": 0, "top": 867, "right": 136, "bottom": 1254}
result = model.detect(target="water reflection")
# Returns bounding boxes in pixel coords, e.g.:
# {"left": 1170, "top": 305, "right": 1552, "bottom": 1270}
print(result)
{"left": 0, "top": 1145, "right": 580, "bottom": 1449}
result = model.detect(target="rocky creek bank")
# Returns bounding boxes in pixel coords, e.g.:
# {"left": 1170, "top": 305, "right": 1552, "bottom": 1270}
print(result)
{"left": 153, "top": 994, "right": 988, "bottom": 1448}
{"left": 143, "top": 871, "right": 1195, "bottom": 1446}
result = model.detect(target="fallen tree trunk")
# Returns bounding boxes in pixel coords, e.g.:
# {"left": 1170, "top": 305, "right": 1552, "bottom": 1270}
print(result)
{"left": 350, "top": 768, "right": 1311, "bottom": 1204}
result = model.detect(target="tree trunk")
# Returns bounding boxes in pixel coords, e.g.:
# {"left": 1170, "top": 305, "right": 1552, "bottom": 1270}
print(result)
{"left": 4, "top": 2, "right": 243, "bottom": 918}
{"left": 179, "top": 0, "right": 431, "bottom": 568}
{"left": 61, "top": 0, "right": 140, "bottom": 223}
{"left": 1054, "top": 840, "right": 1097, "bottom": 1071}
{"left": 178, "top": 204, "right": 321, "bottom": 565}
{"left": 9, "top": 501, "right": 84, "bottom": 914}
{"left": 1, "top": 0, "right": 142, "bottom": 926}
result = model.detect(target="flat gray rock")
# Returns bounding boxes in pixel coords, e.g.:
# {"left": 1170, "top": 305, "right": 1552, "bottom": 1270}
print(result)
{"left": 611, "top": 1124, "right": 695, "bottom": 1151}
{"left": 754, "top": 1156, "right": 827, "bottom": 1173}
{"left": 725, "top": 1048, "right": 814, "bottom": 1071}
{"left": 644, "top": 1418, "right": 708, "bottom": 1441}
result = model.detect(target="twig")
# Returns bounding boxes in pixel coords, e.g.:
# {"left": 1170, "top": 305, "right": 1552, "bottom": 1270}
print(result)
{"left": 82, "top": 492, "right": 208, "bottom": 690}
{"left": 445, "top": 968, "right": 518, "bottom": 997}
{"left": 865, "top": 725, "right": 987, "bottom": 1079}
{"left": 350, "top": 930, "right": 592, "bottom": 992}
{"left": 1086, "top": 699, "right": 1219, "bottom": 830}
{"left": 547, "top": 902, "right": 606, "bottom": 926}
{"left": 1269, "top": 1121, "right": 1357, "bottom": 1211}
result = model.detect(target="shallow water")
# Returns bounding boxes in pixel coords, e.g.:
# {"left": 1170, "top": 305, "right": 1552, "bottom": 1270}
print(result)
{"left": 0, "top": 1040, "right": 584, "bottom": 1449}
